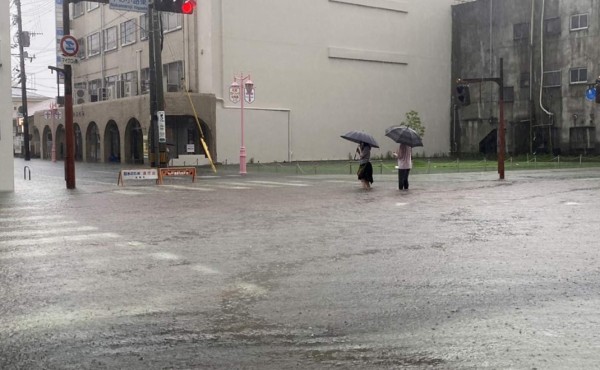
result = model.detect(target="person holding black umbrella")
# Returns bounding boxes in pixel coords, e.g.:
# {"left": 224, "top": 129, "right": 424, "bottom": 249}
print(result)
{"left": 357, "top": 141, "right": 373, "bottom": 190}
{"left": 393, "top": 142, "right": 412, "bottom": 190}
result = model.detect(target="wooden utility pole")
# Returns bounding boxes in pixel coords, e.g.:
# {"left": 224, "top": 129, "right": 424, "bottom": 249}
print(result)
{"left": 15, "top": 0, "right": 30, "bottom": 161}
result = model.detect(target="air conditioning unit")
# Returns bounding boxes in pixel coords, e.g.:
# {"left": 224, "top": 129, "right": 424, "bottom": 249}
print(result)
{"left": 75, "top": 89, "right": 88, "bottom": 105}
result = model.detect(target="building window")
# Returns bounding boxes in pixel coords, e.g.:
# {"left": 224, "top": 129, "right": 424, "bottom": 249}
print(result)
{"left": 513, "top": 22, "right": 530, "bottom": 41}
{"left": 543, "top": 70, "right": 561, "bottom": 87}
{"left": 89, "top": 79, "right": 102, "bottom": 101}
{"left": 119, "top": 71, "right": 139, "bottom": 97}
{"left": 103, "top": 26, "right": 118, "bottom": 52}
{"left": 544, "top": 17, "right": 561, "bottom": 36}
{"left": 503, "top": 87, "right": 514, "bottom": 102}
{"left": 570, "top": 14, "right": 588, "bottom": 31}
{"left": 141, "top": 68, "right": 150, "bottom": 94}
{"left": 520, "top": 72, "right": 530, "bottom": 88}
{"left": 86, "top": 2, "right": 99, "bottom": 11}
{"left": 163, "top": 61, "right": 184, "bottom": 91}
{"left": 161, "top": 13, "right": 182, "bottom": 32}
{"left": 139, "top": 14, "right": 149, "bottom": 41}
{"left": 72, "top": 2, "right": 84, "bottom": 18}
{"left": 87, "top": 32, "right": 101, "bottom": 57}
{"left": 77, "top": 38, "right": 86, "bottom": 59}
{"left": 120, "top": 19, "right": 136, "bottom": 46}
{"left": 570, "top": 67, "right": 587, "bottom": 84}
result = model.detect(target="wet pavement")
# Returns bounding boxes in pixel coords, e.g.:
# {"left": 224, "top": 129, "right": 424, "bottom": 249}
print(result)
{"left": 2, "top": 158, "right": 600, "bottom": 369}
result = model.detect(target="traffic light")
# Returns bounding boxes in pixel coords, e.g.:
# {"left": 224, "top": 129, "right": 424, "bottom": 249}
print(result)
{"left": 456, "top": 84, "right": 471, "bottom": 106}
{"left": 155, "top": 0, "right": 196, "bottom": 14}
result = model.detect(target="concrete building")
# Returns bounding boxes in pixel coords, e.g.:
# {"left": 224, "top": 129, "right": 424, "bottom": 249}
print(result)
{"left": 11, "top": 88, "right": 51, "bottom": 158}
{"left": 1, "top": 2, "right": 14, "bottom": 192}
{"left": 452, "top": 0, "right": 600, "bottom": 157}
{"left": 29, "top": 0, "right": 456, "bottom": 167}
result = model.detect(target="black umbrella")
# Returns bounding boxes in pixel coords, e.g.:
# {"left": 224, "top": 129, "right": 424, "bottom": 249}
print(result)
{"left": 385, "top": 126, "right": 423, "bottom": 147}
{"left": 340, "top": 130, "right": 379, "bottom": 148}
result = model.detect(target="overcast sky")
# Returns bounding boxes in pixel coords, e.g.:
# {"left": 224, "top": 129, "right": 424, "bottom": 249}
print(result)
{"left": 10, "top": 0, "right": 58, "bottom": 98}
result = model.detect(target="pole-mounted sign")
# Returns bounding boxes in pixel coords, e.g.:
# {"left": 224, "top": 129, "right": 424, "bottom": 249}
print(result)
{"left": 157, "top": 111, "right": 166, "bottom": 143}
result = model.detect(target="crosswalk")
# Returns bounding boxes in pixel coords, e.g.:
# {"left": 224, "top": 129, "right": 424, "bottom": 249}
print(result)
{"left": 143, "top": 178, "right": 329, "bottom": 192}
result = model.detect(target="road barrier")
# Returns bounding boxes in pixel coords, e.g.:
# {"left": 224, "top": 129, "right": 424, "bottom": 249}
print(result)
{"left": 158, "top": 167, "right": 196, "bottom": 184}
{"left": 117, "top": 168, "right": 159, "bottom": 186}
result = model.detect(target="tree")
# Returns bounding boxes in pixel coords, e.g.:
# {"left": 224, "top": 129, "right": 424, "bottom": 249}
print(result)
{"left": 401, "top": 110, "right": 425, "bottom": 138}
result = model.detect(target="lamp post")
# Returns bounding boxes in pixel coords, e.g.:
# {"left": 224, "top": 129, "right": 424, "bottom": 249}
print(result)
{"left": 229, "top": 73, "right": 255, "bottom": 175}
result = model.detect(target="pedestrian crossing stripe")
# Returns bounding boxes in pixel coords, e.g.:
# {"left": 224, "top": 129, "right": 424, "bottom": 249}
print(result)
{"left": 1, "top": 233, "right": 120, "bottom": 247}
{"left": 0, "top": 226, "right": 98, "bottom": 238}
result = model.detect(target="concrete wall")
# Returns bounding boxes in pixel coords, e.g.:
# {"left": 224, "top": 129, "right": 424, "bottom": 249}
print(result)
{"left": 205, "top": 0, "right": 454, "bottom": 164}
{"left": 0, "top": 0, "right": 14, "bottom": 192}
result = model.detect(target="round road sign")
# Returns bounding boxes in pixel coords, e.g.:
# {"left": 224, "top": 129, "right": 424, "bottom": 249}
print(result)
{"left": 60, "top": 35, "right": 79, "bottom": 57}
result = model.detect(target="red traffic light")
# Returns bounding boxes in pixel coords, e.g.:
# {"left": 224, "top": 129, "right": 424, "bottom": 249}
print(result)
{"left": 182, "top": 0, "right": 195, "bottom": 14}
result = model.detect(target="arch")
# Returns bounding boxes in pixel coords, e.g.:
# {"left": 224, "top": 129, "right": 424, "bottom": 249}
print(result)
{"left": 42, "top": 125, "right": 52, "bottom": 160}
{"left": 56, "top": 124, "right": 65, "bottom": 160}
{"left": 124, "top": 118, "right": 144, "bottom": 164}
{"left": 169, "top": 115, "right": 213, "bottom": 158}
{"left": 104, "top": 120, "right": 121, "bottom": 163}
{"left": 74, "top": 123, "right": 83, "bottom": 161}
{"left": 86, "top": 122, "right": 101, "bottom": 162}
{"left": 31, "top": 126, "right": 41, "bottom": 158}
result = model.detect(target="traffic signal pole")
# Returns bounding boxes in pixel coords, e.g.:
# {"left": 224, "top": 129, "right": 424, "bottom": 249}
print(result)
{"left": 458, "top": 58, "right": 505, "bottom": 180}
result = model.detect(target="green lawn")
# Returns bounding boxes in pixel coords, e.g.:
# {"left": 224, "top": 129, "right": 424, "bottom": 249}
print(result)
{"left": 207, "top": 154, "right": 600, "bottom": 176}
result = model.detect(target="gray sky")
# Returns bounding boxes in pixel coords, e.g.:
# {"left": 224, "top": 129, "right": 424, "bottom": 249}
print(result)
{"left": 10, "top": 0, "right": 58, "bottom": 98}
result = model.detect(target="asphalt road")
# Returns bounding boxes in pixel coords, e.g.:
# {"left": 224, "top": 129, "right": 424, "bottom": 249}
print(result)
{"left": 2, "top": 158, "right": 600, "bottom": 369}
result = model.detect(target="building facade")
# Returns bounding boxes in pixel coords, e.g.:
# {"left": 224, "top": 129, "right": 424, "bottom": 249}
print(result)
{"left": 452, "top": 0, "right": 600, "bottom": 156}
{"left": 1, "top": 1, "right": 14, "bottom": 192}
{"left": 29, "top": 0, "right": 456, "bottom": 166}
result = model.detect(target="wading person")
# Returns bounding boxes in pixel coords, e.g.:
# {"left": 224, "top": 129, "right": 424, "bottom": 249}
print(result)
{"left": 394, "top": 142, "right": 412, "bottom": 190}
{"left": 357, "top": 141, "right": 373, "bottom": 190}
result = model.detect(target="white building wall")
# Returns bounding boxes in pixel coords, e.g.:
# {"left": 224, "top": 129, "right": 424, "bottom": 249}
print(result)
{"left": 1, "top": 0, "right": 14, "bottom": 192}
{"left": 206, "top": 0, "right": 454, "bottom": 164}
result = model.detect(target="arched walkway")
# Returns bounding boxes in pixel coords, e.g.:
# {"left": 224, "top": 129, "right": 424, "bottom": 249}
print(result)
{"left": 74, "top": 123, "right": 83, "bottom": 161}
{"left": 42, "top": 125, "right": 52, "bottom": 160}
{"left": 56, "top": 124, "right": 66, "bottom": 160}
{"left": 104, "top": 120, "right": 121, "bottom": 163}
{"left": 125, "top": 118, "right": 144, "bottom": 164}
{"left": 86, "top": 122, "right": 101, "bottom": 162}
{"left": 31, "top": 127, "right": 41, "bottom": 158}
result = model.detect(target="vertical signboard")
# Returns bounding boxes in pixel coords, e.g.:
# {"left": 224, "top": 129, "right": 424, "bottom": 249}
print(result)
{"left": 157, "top": 111, "right": 166, "bottom": 143}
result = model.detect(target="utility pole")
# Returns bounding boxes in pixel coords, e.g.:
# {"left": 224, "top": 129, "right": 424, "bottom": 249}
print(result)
{"left": 62, "top": 0, "right": 76, "bottom": 189}
{"left": 15, "top": 0, "right": 30, "bottom": 161}
{"left": 148, "top": 0, "right": 165, "bottom": 168}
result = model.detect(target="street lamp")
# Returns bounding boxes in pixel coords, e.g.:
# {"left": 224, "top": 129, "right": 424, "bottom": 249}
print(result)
{"left": 229, "top": 73, "right": 255, "bottom": 175}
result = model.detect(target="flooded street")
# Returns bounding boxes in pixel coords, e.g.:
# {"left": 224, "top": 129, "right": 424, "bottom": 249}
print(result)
{"left": 2, "top": 159, "right": 600, "bottom": 368}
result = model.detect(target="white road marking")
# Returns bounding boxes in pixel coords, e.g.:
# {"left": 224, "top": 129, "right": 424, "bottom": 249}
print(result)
{"left": 248, "top": 180, "right": 310, "bottom": 187}
{"left": 190, "top": 264, "right": 220, "bottom": 274}
{"left": 0, "top": 215, "right": 66, "bottom": 222}
{"left": 150, "top": 252, "right": 181, "bottom": 260}
{"left": 161, "top": 185, "right": 213, "bottom": 191}
{"left": 0, "top": 220, "right": 79, "bottom": 230}
{"left": 0, "top": 226, "right": 98, "bottom": 238}
{"left": 396, "top": 202, "right": 408, "bottom": 206}
{"left": 1, "top": 233, "right": 120, "bottom": 247}
{"left": 565, "top": 202, "right": 580, "bottom": 206}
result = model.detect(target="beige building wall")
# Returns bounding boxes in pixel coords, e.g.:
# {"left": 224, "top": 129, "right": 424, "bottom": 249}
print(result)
{"left": 203, "top": 0, "right": 454, "bottom": 164}
{"left": 1, "top": 0, "right": 14, "bottom": 192}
